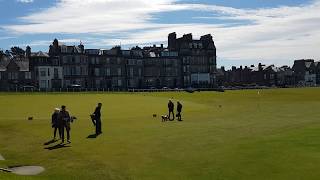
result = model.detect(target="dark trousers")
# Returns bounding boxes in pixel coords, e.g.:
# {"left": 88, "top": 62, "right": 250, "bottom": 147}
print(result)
{"left": 60, "top": 123, "right": 70, "bottom": 142}
{"left": 96, "top": 118, "right": 102, "bottom": 135}
{"left": 169, "top": 110, "right": 174, "bottom": 120}
{"left": 53, "top": 127, "right": 62, "bottom": 139}
{"left": 177, "top": 111, "right": 182, "bottom": 121}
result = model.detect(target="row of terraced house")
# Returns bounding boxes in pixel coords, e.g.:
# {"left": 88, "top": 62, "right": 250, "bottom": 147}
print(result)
{"left": 216, "top": 59, "right": 320, "bottom": 87}
{"left": 0, "top": 33, "right": 217, "bottom": 91}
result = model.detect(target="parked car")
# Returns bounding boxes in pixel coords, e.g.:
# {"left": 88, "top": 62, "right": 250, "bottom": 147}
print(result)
{"left": 184, "top": 87, "right": 196, "bottom": 93}
{"left": 68, "top": 84, "right": 81, "bottom": 88}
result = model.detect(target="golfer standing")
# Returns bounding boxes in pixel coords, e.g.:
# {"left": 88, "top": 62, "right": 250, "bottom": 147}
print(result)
{"left": 176, "top": 101, "right": 183, "bottom": 121}
{"left": 58, "top": 105, "right": 71, "bottom": 144}
{"left": 51, "top": 108, "right": 61, "bottom": 140}
{"left": 168, "top": 100, "right": 174, "bottom": 120}
{"left": 93, "top": 103, "right": 102, "bottom": 135}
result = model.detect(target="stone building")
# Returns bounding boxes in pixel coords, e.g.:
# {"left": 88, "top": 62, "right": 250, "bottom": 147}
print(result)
{"left": 0, "top": 54, "right": 33, "bottom": 91}
{"left": 49, "top": 39, "right": 88, "bottom": 88}
{"left": 292, "top": 59, "right": 317, "bottom": 86}
{"left": 29, "top": 49, "right": 63, "bottom": 90}
{"left": 1, "top": 32, "right": 218, "bottom": 90}
{"left": 168, "top": 33, "right": 217, "bottom": 87}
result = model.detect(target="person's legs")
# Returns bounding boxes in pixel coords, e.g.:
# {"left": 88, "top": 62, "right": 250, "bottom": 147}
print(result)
{"left": 168, "top": 110, "right": 173, "bottom": 120}
{"left": 169, "top": 110, "right": 174, "bottom": 120}
{"left": 53, "top": 127, "right": 57, "bottom": 139}
{"left": 60, "top": 125, "right": 65, "bottom": 143}
{"left": 98, "top": 120, "right": 102, "bottom": 134}
{"left": 58, "top": 126, "right": 62, "bottom": 139}
{"left": 96, "top": 119, "right": 101, "bottom": 134}
{"left": 178, "top": 112, "right": 181, "bottom": 121}
{"left": 66, "top": 123, "right": 71, "bottom": 142}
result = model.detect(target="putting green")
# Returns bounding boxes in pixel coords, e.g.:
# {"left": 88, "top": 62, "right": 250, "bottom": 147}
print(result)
{"left": 0, "top": 88, "right": 320, "bottom": 180}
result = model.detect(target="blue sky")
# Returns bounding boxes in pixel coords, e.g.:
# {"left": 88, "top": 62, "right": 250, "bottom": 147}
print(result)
{"left": 0, "top": 0, "right": 319, "bottom": 68}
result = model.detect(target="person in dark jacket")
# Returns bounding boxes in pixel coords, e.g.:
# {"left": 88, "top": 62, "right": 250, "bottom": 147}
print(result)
{"left": 58, "top": 105, "right": 71, "bottom": 144}
{"left": 176, "top": 101, "right": 183, "bottom": 121}
{"left": 92, "top": 103, "right": 102, "bottom": 135}
{"left": 51, "top": 108, "right": 61, "bottom": 140}
{"left": 168, "top": 100, "right": 174, "bottom": 120}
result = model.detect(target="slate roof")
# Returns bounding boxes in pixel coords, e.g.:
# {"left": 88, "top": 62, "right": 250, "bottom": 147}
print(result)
{"left": 0, "top": 56, "right": 10, "bottom": 71}
{"left": 0, "top": 55, "right": 29, "bottom": 72}
{"left": 31, "top": 51, "right": 49, "bottom": 57}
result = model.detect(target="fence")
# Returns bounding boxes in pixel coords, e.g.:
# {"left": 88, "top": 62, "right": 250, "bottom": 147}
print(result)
{"left": 0, "top": 87, "right": 225, "bottom": 93}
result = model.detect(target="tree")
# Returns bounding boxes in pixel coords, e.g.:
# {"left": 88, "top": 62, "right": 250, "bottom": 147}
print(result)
{"left": 10, "top": 46, "right": 25, "bottom": 56}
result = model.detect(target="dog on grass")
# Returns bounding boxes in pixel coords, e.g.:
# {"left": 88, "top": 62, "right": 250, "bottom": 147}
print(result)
{"left": 161, "top": 115, "right": 169, "bottom": 122}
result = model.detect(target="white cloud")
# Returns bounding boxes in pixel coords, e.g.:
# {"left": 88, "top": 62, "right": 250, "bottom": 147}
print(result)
{"left": 17, "top": 0, "right": 34, "bottom": 3}
{"left": 4, "top": 0, "right": 320, "bottom": 65}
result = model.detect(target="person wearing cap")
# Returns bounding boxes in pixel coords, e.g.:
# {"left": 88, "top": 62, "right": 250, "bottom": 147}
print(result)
{"left": 168, "top": 100, "right": 175, "bottom": 120}
{"left": 58, "top": 105, "right": 71, "bottom": 144}
{"left": 176, "top": 101, "right": 183, "bottom": 121}
{"left": 51, "top": 108, "right": 61, "bottom": 140}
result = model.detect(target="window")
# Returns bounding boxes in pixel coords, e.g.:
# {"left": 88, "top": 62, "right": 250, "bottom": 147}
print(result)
{"left": 40, "top": 80, "right": 47, "bottom": 88}
{"left": 63, "top": 56, "right": 68, "bottom": 64}
{"left": 106, "top": 68, "right": 110, "bottom": 76}
{"left": 128, "top": 59, "right": 136, "bottom": 65}
{"left": 138, "top": 68, "right": 142, "bottom": 77}
{"left": 95, "top": 57, "right": 99, "bottom": 64}
{"left": 54, "top": 68, "right": 59, "bottom": 78}
{"left": 270, "top": 74, "right": 275, "bottom": 80}
{"left": 76, "top": 66, "right": 81, "bottom": 75}
{"left": 8, "top": 72, "right": 18, "bottom": 80}
{"left": 95, "top": 68, "right": 100, "bottom": 76}
{"left": 118, "top": 79, "right": 122, "bottom": 86}
{"left": 0, "top": 72, "right": 2, "bottom": 80}
{"left": 48, "top": 68, "right": 50, "bottom": 76}
{"left": 95, "top": 79, "right": 101, "bottom": 87}
{"left": 53, "top": 59, "right": 59, "bottom": 66}
{"left": 40, "top": 69, "right": 46, "bottom": 77}
{"left": 90, "top": 57, "right": 95, "bottom": 64}
{"left": 106, "top": 58, "right": 110, "bottom": 64}
{"left": 117, "top": 57, "right": 121, "bottom": 64}
{"left": 65, "top": 80, "right": 70, "bottom": 86}
{"left": 63, "top": 67, "right": 71, "bottom": 76}
{"left": 75, "top": 56, "right": 80, "bottom": 64}
{"left": 71, "top": 67, "right": 76, "bottom": 75}
{"left": 25, "top": 72, "right": 32, "bottom": 79}
{"left": 130, "top": 68, "right": 134, "bottom": 77}
{"left": 137, "top": 60, "right": 143, "bottom": 66}
{"left": 117, "top": 68, "right": 122, "bottom": 76}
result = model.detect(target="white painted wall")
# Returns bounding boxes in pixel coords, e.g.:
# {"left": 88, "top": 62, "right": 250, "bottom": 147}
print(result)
{"left": 37, "top": 66, "right": 63, "bottom": 89}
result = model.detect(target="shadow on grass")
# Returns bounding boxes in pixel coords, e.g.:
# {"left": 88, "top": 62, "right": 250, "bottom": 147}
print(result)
{"left": 44, "top": 144, "right": 71, "bottom": 151}
{"left": 87, "top": 134, "right": 97, "bottom": 139}
{"left": 43, "top": 139, "right": 58, "bottom": 146}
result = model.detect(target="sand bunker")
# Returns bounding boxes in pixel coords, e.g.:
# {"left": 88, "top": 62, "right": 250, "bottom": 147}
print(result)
{"left": 9, "top": 166, "right": 45, "bottom": 175}
{"left": 0, "top": 154, "right": 4, "bottom": 160}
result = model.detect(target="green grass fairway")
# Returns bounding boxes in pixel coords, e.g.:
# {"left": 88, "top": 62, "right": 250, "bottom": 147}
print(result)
{"left": 1, "top": 88, "right": 320, "bottom": 180}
